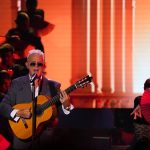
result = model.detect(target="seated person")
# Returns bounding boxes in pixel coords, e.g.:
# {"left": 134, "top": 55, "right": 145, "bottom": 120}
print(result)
{"left": 6, "top": 11, "right": 44, "bottom": 60}
{"left": 0, "top": 43, "right": 14, "bottom": 71}
{"left": 0, "top": 70, "right": 12, "bottom": 101}
{"left": 0, "top": 70, "right": 13, "bottom": 144}
{"left": 0, "top": 43, "right": 28, "bottom": 79}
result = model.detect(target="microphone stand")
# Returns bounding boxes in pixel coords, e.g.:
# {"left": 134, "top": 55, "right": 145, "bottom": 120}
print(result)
{"left": 31, "top": 80, "right": 37, "bottom": 150}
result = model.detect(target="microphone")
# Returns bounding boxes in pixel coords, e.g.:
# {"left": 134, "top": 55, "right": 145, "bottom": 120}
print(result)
{"left": 30, "top": 73, "right": 37, "bottom": 83}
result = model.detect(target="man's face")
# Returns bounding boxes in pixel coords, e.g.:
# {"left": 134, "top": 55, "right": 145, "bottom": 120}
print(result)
{"left": 26, "top": 54, "right": 45, "bottom": 77}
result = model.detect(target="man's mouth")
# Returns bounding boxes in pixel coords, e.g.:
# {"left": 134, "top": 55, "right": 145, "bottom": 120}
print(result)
{"left": 33, "top": 69, "right": 39, "bottom": 73}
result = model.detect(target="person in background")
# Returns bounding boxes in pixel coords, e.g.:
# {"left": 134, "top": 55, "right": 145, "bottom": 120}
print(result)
{"left": 0, "top": 70, "right": 13, "bottom": 146}
{"left": 0, "top": 43, "right": 28, "bottom": 79}
{"left": 0, "top": 70, "right": 12, "bottom": 100}
{"left": 26, "top": 0, "right": 55, "bottom": 37}
{"left": 130, "top": 79, "right": 150, "bottom": 150}
{"left": 0, "top": 43, "right": 14, "bottom": 71}
{"left": 6, "top": 11, "right": 44, "bottom": 61}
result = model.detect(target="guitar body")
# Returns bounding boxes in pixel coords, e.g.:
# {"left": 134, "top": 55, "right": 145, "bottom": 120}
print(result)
{"left": 9, "top": 95, "right": 52, "bottom": 140}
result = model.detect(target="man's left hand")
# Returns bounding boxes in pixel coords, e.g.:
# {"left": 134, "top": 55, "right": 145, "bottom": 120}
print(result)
{"left": 59, "top": 91, "right": 71, "bottom": 109}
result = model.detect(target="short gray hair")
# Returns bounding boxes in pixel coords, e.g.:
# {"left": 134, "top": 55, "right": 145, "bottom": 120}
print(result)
{"left": 27, "top": 49, "right": 44, "bottom": 61}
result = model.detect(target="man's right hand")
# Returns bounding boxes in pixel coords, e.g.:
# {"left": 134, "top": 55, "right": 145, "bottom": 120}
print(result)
{"left": 16, "top": 108, "right": 31, "bottom": 118}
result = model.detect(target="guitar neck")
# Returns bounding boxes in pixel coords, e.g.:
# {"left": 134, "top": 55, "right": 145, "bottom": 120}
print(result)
{"left": 38, "top": 75, "right": 92, "bottom": 112}
{"left": 40, "top": 84, "right": 77, "bottom": 111}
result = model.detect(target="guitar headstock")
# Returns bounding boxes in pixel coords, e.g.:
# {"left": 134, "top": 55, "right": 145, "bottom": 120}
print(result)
{"left": 75, "top": 75, "right": 93, "bottom": 88}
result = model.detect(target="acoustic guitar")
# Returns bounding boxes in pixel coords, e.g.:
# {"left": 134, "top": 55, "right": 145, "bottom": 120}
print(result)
{"left": 9, "top": 75, "right": 93, "bottom": 140}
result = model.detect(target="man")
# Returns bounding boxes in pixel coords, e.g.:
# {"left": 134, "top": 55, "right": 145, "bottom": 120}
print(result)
{"left": 0, "top": 49, "right": 73, "bottom": 150}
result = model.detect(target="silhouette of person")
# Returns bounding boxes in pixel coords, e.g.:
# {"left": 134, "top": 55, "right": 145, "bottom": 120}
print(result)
{"left": 0, "top": 43, "right": 28, "bottom": 79}
{"left": 0, "top": 70, "right": 12, "bottom": 100}
{"left": 0, "top": 43, "right": 14, "bottom": 76}
{"left": 0, "top": 70, "right": 13, "bottom": 146}
{"left": 26, "top": 0, "right": 55, "bottom": 37}
{"left": 6, "top": 11, "right": 44, "bottom": 61}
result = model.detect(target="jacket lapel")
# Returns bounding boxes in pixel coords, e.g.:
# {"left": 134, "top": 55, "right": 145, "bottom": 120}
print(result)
{"left": 23, "top": 75, "right": 32, "bottom": 101}
{"left": 39, "top": 76, "right": 50, "bottom": 96}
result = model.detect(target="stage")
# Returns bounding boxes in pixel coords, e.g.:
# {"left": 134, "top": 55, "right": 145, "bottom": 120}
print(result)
{"left": 0, "top": 108, "right": 135, "bottom": 150}
{"left": 41, "top": 108, "right": 135, "bottom": 150}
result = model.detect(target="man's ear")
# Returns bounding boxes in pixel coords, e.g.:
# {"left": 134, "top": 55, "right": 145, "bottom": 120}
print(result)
{"left": 25, "top": 62, "right": 29, "bottom": 69}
